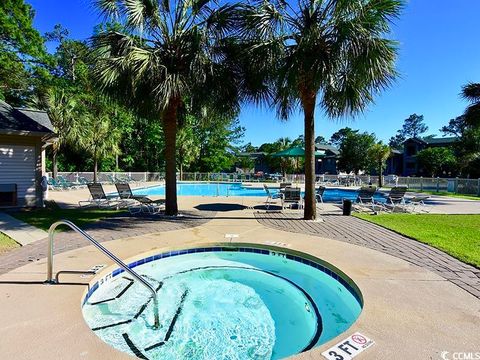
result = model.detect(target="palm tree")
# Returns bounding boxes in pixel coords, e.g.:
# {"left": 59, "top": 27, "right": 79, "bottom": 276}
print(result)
{"left": 29, "top": 88, "right": 79, "bottom": 178}
{"left": 461, "top": 82, "right": 480, "bottom": 127}
{"left": 368, "top": 142, "right": 391, "bottom": 187}
{"left": 241, "top": 0, "right": 402, "bottom": 219}
{"left": 91, "top": 0, "right": 241, "bottom": 215}
{"left": 275, "top": 137, "right": 293, "bottom": 176}
{"left": 80, "top": 113, "right": 122, "bottom": 183}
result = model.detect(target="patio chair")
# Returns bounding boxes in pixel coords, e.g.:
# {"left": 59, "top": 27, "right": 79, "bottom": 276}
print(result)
{"left": 282, "top": 187, "right": 303, "bottom": 210}
{"left": 115, "top": 183, "right": 165, "bottom": 214}
{"left": 316, "top": 185, "right": 326, "bottom": 205}
{"left": 264, "top": 184, "right": 282, "bottom": 209}
{"left": 79, "top": 183, "right": 119, "bottom": 208}
{"left": 382, "top": 186, "right": 409, "bottom": 212}
{"left": 279, "top": 182, "right": 292, "bottom": 190}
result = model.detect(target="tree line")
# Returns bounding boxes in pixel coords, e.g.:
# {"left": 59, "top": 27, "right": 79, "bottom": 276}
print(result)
{"left": 243, "top": 108, "right": 480, "bottom": 180}
{"left": 0, "top": 5, "right": 244, "bottom": 183}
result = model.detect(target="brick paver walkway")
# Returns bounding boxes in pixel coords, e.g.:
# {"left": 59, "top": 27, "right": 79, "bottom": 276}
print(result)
{"left": 0, "top": 211, "right": 215, "bottom": 275}
{"left": 255, "top": 212, "right": 480, "bottom": 299}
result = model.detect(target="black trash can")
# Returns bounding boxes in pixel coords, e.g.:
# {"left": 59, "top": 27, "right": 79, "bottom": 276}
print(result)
{"left": 343, "top": 199, "right": 352, "bottom": 216}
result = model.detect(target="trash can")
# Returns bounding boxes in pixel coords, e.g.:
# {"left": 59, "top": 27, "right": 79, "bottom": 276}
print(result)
{"left": 343, "top": 199, "right": 352, "bottom": 216}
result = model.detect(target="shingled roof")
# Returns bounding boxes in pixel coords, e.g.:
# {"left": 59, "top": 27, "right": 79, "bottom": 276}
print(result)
{"left": 0, "top": 100, "right": 54, "bottom": 135}
{"left": 403, "top": 136, "right": 458, "bottom": 145}
{"left": 315, "top": 143, "right": 340, "bottom": 155}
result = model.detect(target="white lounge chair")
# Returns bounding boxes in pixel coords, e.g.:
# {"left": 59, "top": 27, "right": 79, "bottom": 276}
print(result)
{"left": 115, "top": 183, "right": 165, "bottom": 214}
{"left": 79, "top": 183, "right": 119, "bottom": 208}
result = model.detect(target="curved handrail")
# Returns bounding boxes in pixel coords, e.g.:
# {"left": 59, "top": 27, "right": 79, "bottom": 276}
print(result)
{"left": 46, "top": 220, "right": 159, "bottom": 328}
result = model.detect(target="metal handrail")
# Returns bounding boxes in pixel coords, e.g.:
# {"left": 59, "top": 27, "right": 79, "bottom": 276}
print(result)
{"left": 46, "top": 220, "right": 159, "bottom": 328}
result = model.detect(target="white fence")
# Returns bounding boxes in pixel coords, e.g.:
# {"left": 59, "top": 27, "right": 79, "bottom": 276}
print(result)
{"left": 49, "top": 171, "right": 480, "bottom": 196}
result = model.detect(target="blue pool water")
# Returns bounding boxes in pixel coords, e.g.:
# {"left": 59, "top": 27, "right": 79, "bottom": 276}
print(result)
{"left": 134, "top": 182, "right": 385, "bottom": 202}
{"left": 82, "top": 247, "right": 362, "bottom": 359}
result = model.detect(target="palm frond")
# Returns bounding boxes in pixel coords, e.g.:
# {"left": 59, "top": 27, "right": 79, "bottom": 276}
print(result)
{"left": 461, "top": 82, "right": 480, "bottom": 102}
{"left": 460, "top": 83, "right": 480, "bottom": 127}
{"left": 464, "top": 103, "right": 480, "bottom": 127}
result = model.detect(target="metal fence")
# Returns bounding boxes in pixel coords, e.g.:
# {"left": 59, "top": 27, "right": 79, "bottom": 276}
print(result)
{"left": 49, "top": 171, "right": 480, "bottom": 196}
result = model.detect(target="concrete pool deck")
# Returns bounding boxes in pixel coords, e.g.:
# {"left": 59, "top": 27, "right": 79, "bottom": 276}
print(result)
{"left": 0, "top": 198, "right": 479, "bottom": 359}
{"left": 43, "top": 182, "right": 480, "bottom": 214}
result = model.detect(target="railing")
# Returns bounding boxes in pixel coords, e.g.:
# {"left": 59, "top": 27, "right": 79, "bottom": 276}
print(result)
{"left": 48, "top": 171, "right": 480, "bottom": 196}
{"left": 46, "top": 220, "right": 160, "bottom": 329}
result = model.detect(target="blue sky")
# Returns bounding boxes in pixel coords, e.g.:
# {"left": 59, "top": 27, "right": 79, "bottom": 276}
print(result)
{"left": 27, "top": 0, "right": 480, "bottom": 146}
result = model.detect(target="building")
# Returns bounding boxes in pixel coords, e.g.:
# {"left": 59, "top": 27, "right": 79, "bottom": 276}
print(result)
{"left": 236, "top": 152, "right": 270, "bottom": 174}
{"left": 402, "top": 137, "right": 458, "bottom": 176}
{"left": 315, "top": 143, "right": 339, "bottom": 174}
{"left": 386, "top": 149, "right": 403, "bottom": 175}
{"left": 0, "top": 100, "right": 56, "bottom": 207}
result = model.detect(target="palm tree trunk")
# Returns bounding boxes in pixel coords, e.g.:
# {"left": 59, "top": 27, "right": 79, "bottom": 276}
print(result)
{"left": 301, "top": 92, "right": 317, "bottom": 220}
{"left": 378, "top": 161, "right": 383, "bottom": 187}
{"left": 52, "top": 145, "right": 58, "bottom": 179}
{"left": 162, "top": 99, "right": 180, "bottom": 216}
{"left": 94, "top": 158, "right": 98, "bottom": 183}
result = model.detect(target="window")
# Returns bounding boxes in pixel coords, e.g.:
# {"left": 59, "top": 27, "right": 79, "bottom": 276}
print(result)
{"left": 406, "top": 145, "right": 416, "bottom": 156}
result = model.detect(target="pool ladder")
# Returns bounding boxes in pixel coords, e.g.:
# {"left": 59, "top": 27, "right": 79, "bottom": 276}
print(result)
{"left": 45, "top": 220, "right": 160, "bottom": 329}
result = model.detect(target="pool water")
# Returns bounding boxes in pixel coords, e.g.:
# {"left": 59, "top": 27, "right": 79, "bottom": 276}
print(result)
{"left": 82, "top": 248, "right": 362, "bottom": 360}
{"left": 134, "top": 182, "right": 386, "bottom": 202}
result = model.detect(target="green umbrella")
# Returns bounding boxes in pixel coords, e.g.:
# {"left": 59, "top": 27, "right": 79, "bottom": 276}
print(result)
{"left": 271, "top": 146, "right": 325, "bottom": 173}
{"left": 271, "top": 146, "right": 325, "bottom": 157}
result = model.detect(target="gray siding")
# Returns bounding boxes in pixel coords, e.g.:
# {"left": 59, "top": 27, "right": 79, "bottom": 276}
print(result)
{"left": 0, "top": 134, "right": 45, "bottom": 206}
{"left": 0, "top": 145, "right": 36, "bottom": 205}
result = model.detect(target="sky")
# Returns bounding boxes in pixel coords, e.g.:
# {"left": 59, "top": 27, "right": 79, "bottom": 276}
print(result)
{"left": 27, "top": 0, "right": 480, "bottom": 146}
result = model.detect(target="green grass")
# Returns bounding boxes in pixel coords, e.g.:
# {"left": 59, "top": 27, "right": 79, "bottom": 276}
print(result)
{"left": 414, "top": 190, "right": 480, "bottom": 201}
{"left": 354, "top": 213, "right": 480, "bottom": 268}
{"left": 0, "top": 232, "right": 19, "bottom": 253}
{"left": 10, "top": 208, "right": 124, "bottom": 231}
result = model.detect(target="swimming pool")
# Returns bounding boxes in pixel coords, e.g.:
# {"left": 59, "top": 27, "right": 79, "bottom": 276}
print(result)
{"left": 82, "top": 246, "right": 362, "bottom": 359}
{"left": 134, "top": 182, "right": 385, "bottom": 202}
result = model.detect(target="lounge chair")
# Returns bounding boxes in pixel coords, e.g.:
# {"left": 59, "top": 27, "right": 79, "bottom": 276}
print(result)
{"left": 264, "top": 184, "right": 282, "bottom": 209}
{"left": 79, "top": 183, "right": 119, "bottom": 208}
{"left": 115, "top": 183, "right": 165, "bottom": 214}
{"left": 382, "top": 186, "right": 408, "bottom": 212}
{"left": 353, "top": 186, "right": 382, "bottom": 212}
{"left": 406, "top": 195, "right": 432, "bottom": 213}
{"left": 282, "top": 187, "right": 302, "bottom": 210}
{"left": 57, "top": 175, "right": 82, "bottom": 189}
{"left": 78, "top": 177, "right": 90, "bottom": 186}
{"left": 47, "top": 178, "right": 67, "bottom": 191}
{"left": 106, "top": 174, "right": 117, "bottom": 184}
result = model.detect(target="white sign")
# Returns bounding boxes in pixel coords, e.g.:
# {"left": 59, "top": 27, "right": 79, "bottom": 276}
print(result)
{"left": 322, "top": 332, "right": 374, "bottom": 360}
{"left": 224, "top": 234, "right": 239, "bottom": 238}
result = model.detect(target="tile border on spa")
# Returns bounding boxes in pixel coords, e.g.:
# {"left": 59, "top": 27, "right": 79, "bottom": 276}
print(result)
{"left": 83, "top": 245, "right": 363, "bottom": 307}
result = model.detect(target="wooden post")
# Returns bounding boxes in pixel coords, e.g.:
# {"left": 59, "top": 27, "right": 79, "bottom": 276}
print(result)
{"left": 420, "top": 177, "right": 423, "bottom": 191}
{"left": 436, "top": 177, "right": 440, "bottom": 192}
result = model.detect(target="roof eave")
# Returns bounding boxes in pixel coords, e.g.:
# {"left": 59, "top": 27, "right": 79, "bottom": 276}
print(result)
{"left": 0, "top": 129, "right": 56, "bottom": 139}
